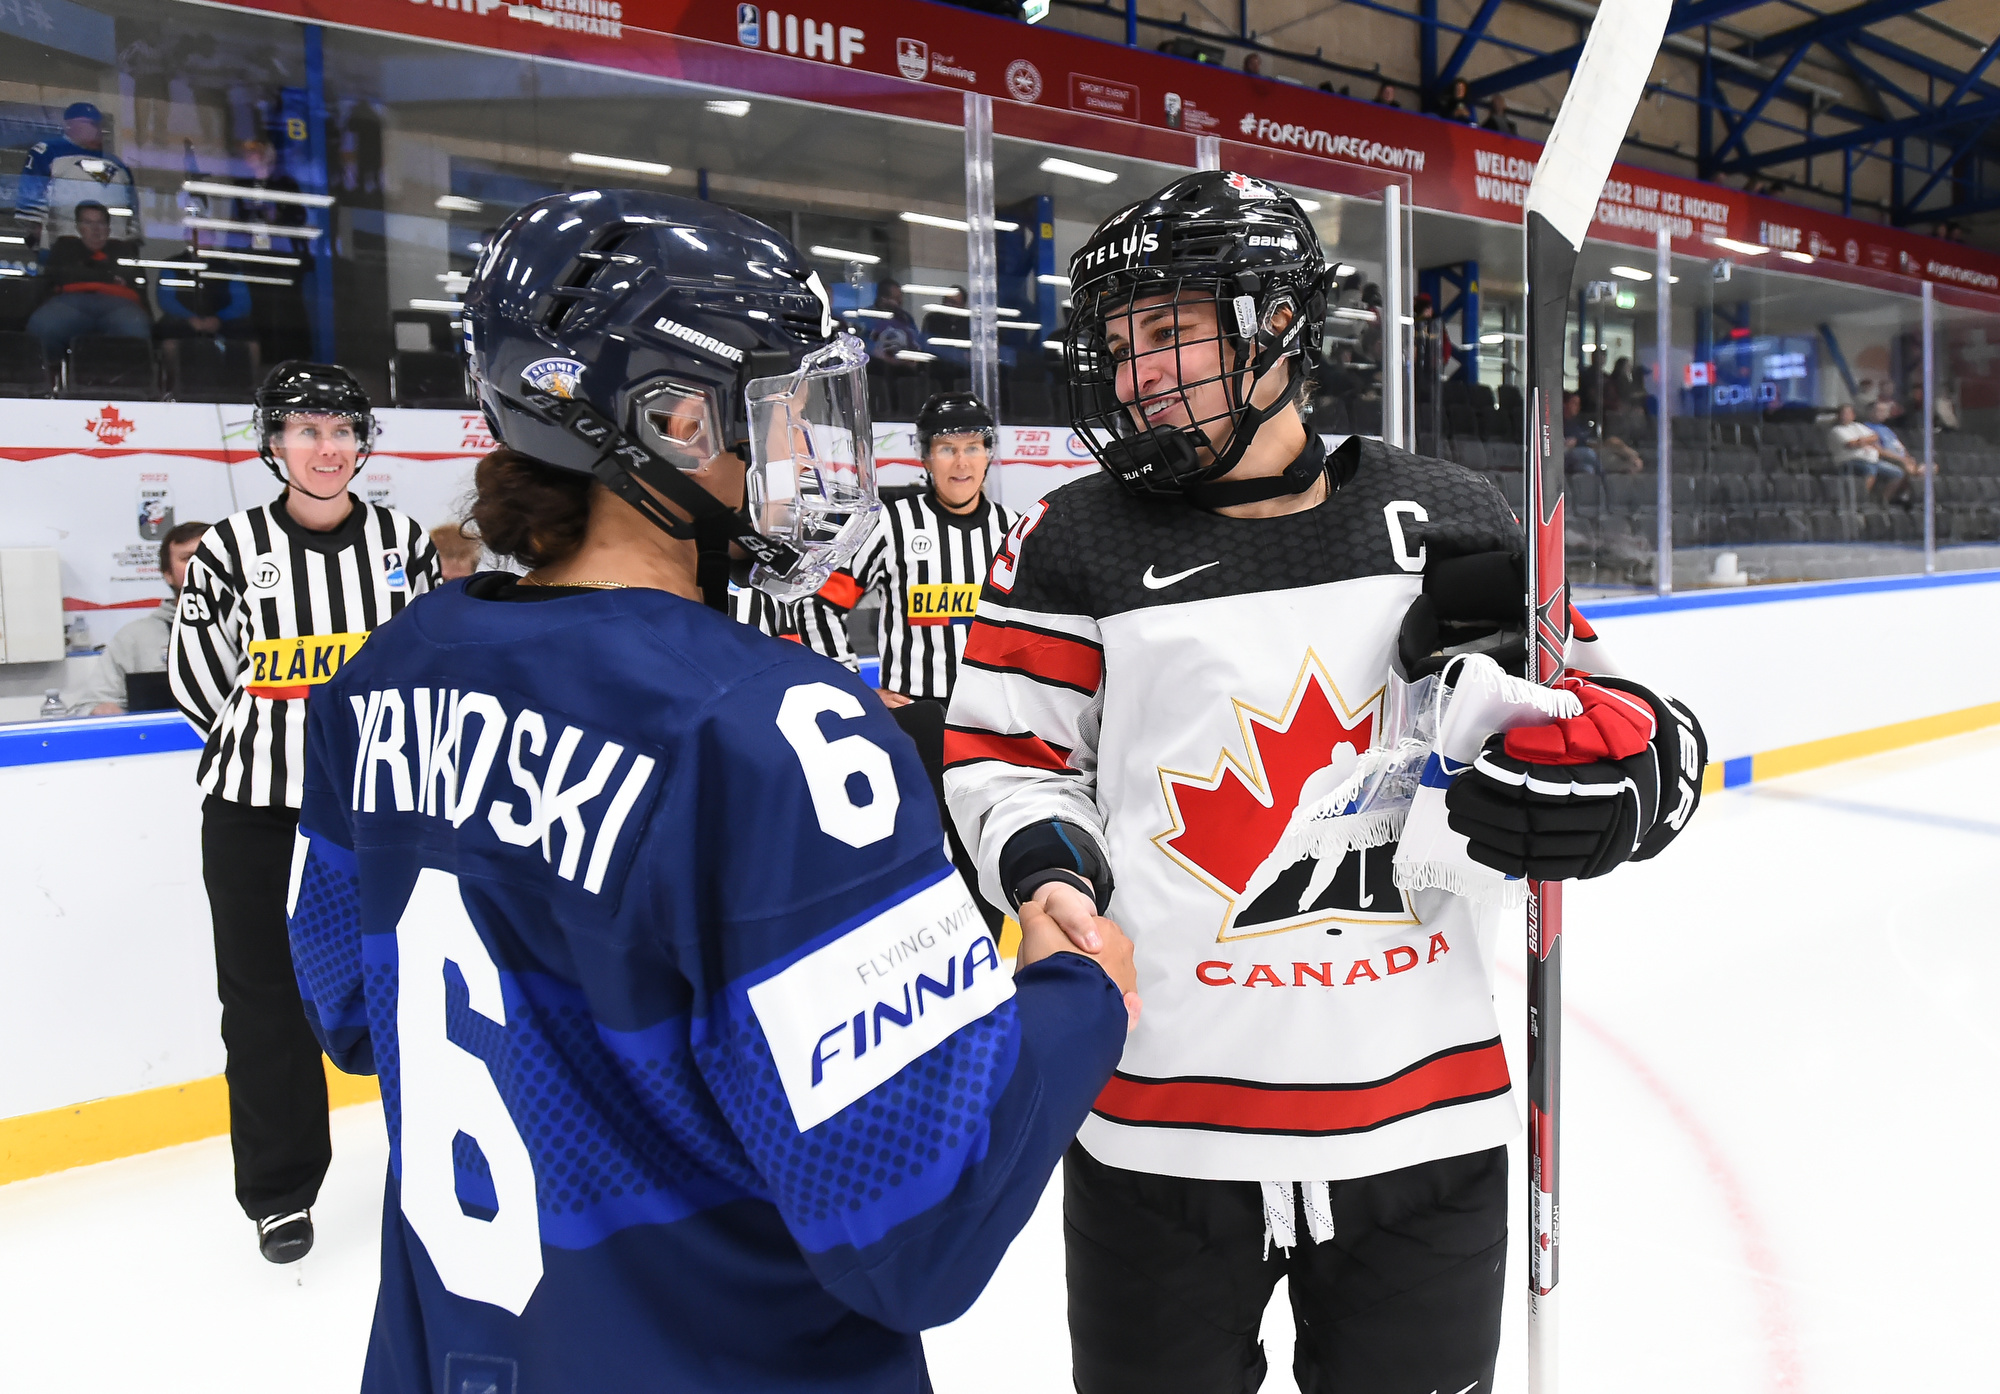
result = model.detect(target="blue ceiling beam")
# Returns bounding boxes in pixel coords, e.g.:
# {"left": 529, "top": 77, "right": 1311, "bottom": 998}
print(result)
{"left": 1899, "top": 115, "right": 1999, "bottom": 216}
{"left": 1719, "top": 92, "right": 2000, "bottom": 170}
{"left": 1735, "top": 0, "right": 1942, "bottom": 61}
{"left": 1709, "top": 42, "right": 1813, "bottom": 164}
{"left": 1436, "top": 0, "right": 1509, "bottom": 88}
{"left": 1463, "top": 0, "right": 1781, "bottom": 99}
{"left": 1846, "top": 30, "right": 2000, "bottom": 108}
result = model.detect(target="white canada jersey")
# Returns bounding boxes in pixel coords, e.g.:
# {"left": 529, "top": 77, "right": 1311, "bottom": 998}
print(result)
{"left": 169, "top": 496, "right": 439, "bottom": 808}
{"left": 945, "top": 437, "right": 1542, "bottom": 1183}
{"left": 806, "top": 488, "right": 1015, "bottom": 699}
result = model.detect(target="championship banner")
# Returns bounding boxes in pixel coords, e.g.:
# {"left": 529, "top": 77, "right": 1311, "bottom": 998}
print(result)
{"left": 191, "top": 0, "right": 2000, "bottom": 300}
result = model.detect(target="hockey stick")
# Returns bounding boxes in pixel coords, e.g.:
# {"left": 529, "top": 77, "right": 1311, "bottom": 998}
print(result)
{"left": 1519, "top": 4, "right": 1670, "bottom": 1390}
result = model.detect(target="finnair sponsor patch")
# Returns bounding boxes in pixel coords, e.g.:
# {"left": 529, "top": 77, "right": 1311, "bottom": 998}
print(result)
{"left": 749, "top": 871, "right": 1012, "bottom": 1131}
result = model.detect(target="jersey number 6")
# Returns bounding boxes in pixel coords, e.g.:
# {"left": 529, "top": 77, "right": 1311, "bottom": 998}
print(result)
{"left": 397, "top": 867, "right": 544, "bottom": 1315}
{"left": 775, "top": 682, "right": 900, "bottom": 848}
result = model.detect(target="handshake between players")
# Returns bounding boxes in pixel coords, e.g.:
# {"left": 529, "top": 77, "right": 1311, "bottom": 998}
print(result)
{"left": 285, "top": 172, "right": 1701, "bottom": 1394}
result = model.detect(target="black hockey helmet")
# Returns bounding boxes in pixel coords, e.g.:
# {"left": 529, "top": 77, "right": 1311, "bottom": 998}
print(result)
{"left": 1063, "top": 170, "right": 1331, "bottom": 499}
{"left": 254, "top": 360, "right": 374, "bottom": 485}
{"left": 914, "top": 391, "right": 995, "bottom": 457}
{"left": 463, "top": 188, "right": 879, "bottom": 603}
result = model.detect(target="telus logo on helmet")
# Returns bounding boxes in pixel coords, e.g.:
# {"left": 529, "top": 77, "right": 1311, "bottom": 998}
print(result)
{"left": 1074, "top": 229, "right": 1160, "bottom": 271}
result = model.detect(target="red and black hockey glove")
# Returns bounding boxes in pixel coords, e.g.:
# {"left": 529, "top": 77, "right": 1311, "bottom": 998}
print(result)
{"left": 1445, "top": 674, "right": 1707, "bottom": 880}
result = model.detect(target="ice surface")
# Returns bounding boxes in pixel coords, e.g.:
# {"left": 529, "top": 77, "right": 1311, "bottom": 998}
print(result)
{"left": 6, "top": 728, "right": 1997, "bottom": 1391}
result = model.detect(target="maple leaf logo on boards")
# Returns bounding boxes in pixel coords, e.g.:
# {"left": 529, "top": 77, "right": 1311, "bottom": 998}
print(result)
{"left": 1154, "top": 653, "right": 1417, "bottom": 942}
{"left": 85, "top": 405, "right": 136, "bottom": 446}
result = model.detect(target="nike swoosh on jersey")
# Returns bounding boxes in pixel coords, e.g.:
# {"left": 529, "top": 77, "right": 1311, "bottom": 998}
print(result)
{"left": 1142, "top": 561, "right": 1221, "bottom": 589}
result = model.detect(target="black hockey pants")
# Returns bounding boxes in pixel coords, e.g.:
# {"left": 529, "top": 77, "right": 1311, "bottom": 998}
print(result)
{"left": 1064, "top": 1142, "right": 1508, "bottom": 1394}
{"left": 201, "top": 795, "right": 331, "bottom": 1221}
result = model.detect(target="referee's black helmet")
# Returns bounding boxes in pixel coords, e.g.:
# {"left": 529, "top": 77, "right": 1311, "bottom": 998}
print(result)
{"left": 254, "top": 361, "right": 376, "bottom": 482}
{"left": 915, "top": 392, "right": 996, "bottom": 457}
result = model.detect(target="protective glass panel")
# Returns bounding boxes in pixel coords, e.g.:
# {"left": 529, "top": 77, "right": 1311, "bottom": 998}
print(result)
{"left": 1928, "top": 284, "right": 2000, "bottom": 573}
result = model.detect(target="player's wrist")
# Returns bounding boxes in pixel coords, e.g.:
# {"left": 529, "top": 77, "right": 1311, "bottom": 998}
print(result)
{"left": 998, "top": 819, "right": 1114, "bottom": 914}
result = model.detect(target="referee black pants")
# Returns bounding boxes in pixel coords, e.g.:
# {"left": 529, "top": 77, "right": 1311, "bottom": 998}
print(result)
{"left": 1064, "top": 1142, "right": 1508, "bottom": 1394}
{"left": 201, "top": 795, "right": 331, "bottom": 1221}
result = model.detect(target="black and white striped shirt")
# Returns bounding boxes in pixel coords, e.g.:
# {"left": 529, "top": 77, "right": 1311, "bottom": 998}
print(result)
{"left": 727, "top": 582, "right": 852, "bottom": 660}
{"left": 169, "top": 495, "right": 440, "bottom": 808}
{"left": 806, "top": 488, "right": 1016, "bottom": 700}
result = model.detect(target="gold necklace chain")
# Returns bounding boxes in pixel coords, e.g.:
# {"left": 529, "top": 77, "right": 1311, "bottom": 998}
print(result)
{"left": 519, "top": 575, "right": 630, "bottom": 590}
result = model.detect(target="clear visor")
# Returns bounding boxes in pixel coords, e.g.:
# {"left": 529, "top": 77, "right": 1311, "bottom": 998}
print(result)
{"left": 744, "top": 333, "right": 878, "bottom": 601}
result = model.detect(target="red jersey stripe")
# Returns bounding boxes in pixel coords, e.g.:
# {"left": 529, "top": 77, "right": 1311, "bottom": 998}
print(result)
{"left": 942, "top": 726, "right": 1074, "bottom": 772}
{"left": 1090, "top": 1039, "right": 1509, "bottom": 1137}
{"left": 962, "top": 619, "right": 1103, "bottom": 692}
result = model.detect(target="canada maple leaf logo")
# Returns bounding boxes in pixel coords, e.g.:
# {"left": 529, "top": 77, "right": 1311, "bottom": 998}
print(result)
{"left": 1154, "top": 653, "right": 1415, "bottom": 941}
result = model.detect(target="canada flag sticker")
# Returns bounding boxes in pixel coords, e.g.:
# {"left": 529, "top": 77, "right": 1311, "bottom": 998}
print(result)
{"left": 1154, "top": 653, "right": 1416, "bottom": 941}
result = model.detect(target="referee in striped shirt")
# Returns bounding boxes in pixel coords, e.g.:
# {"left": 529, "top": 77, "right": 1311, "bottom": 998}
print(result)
{"left": 169, "top": 362, "right": 439, "bottom": 1264}
{"left": 807, "top": 391, "right": 1016, "bottom": 701}
{"left": 807, "top": 391, "right": 1015, "bottom": 929}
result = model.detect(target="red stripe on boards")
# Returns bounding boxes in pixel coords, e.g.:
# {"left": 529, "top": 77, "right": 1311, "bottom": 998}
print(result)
{"left": 963, "top": 620, "right": 1102, "bottom": 691}
{"left": 941, "top": 727, "right": 1073, "bottom": 771}
{"left": 1092, "top": 1041, "right": 1510, "bottom": 1136}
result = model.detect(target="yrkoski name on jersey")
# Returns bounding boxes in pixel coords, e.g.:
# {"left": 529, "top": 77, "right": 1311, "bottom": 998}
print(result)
{"left": 345, "top": 685, "right": 656, "bottom": 895}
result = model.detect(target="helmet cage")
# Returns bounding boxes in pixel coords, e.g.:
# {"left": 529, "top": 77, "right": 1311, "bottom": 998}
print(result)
{"left": 1064, "top": 272, "right": 1310, "bottom": 496}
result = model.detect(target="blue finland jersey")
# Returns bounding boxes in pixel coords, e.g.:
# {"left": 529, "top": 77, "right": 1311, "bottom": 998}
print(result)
{"left": 289, "top": 578, "right": 1127, "bottom": 1394}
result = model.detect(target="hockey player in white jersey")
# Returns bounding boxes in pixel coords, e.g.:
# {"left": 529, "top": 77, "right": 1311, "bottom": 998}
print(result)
{"left": 943, "top": 170, "right": 1707, "bottom": 1393}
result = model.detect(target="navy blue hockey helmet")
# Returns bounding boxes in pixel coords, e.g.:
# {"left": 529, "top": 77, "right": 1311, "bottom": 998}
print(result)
{"left": 463, "top": 188, "right": 878, "bottom": 601}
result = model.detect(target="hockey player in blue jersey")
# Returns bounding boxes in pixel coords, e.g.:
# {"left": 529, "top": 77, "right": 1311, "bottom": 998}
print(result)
{"left": 285, "top": 188, "right": 1139, "bottom": 1393}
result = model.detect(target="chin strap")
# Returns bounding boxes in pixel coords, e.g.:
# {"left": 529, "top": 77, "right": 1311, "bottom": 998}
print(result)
{"left": 694, "top": 514, "right": 735, "bottom": 612}
{"left": 1183, "top": 431, "right": 1327, "bottom": 510}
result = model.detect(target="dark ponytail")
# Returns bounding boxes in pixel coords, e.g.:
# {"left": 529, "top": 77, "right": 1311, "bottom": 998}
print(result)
{"left": 468, "top": 449, "right": 594, "bottom": 570}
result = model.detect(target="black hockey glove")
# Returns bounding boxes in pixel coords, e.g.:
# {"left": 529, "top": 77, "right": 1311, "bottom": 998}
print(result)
{"left": 1444, "top": 674, "right": 1707, "bottom": 881}
{"left": 1396, "top": 531, "right": 1527, "bottom": 680}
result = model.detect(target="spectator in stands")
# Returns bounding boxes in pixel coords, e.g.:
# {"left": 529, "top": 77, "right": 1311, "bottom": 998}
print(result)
{"left": 229, "top": 138, "right": 315, "bottom": 363}
{"left": 1579, "top": 346, "right": 1609, "bottom": 416}
{"left": 24, "top": 201, "right": 150, "bottom": 358}
{"left": 865, "top": 278, "right": 925, "bottom": 360}
{"left": 1433, "top": 78, "right": 1476, "bottom": 123}
{"left": 1866, "top": 400, "right": 1924, "bottom": 502}
{"left": 1357, "top": 280, "right": 1384, "bottom": 368}
{"left": 1563, "top": 393, "right": 1601, "bottom": 475}
{"left": 155, "top": 266, "right": 252, "bottom": 341}
{"left": 1243, "top": 52, "right": 1263, "bottom": 76}
{"left": 1483, "top": 93, "right": 1518, "bottom": 134}
{"left": 430, "top": 522, "right": 481, "bottom": 581}
{"left": 75, "top": 521, "right": 208, "bottom": 715}
{"left": 1373, "top": 81, "right": 1400, "bottom": 107}
{"left": 1828, "top": 402, "right": 1905, "bottom": 503}
{"left": 17, "top": 102, "right": 138, "bottom": 247}
{"left": 1563, "top": 391, "right": 1643, "bottom": 474}
{"left": 1603, "top": 355, "right": 1639, "bottom": 416}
